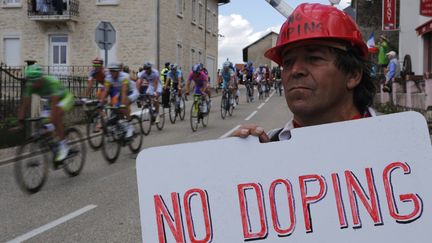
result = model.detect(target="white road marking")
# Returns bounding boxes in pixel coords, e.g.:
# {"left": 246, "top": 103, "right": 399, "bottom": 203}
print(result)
{"left": 219, "top": 125, "right": 241, "bottom": 139}
{"left": 245, "top": 111, "right": 258, "bottom": 121}
{"left": 7, "top": 205, "right": 97, "bottom": 243}
{"left": 257, "top": 103, "right": 265, "bottom": 109}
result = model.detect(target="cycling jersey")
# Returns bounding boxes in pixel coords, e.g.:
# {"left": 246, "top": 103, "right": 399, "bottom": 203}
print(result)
{"left": 220, "top": 69, "right": 235, "bottom": 89}
{"left": 167, "top": 69, "right": 183, "bottom": 88}
{"left": 88, "top": 69, "right": 107, "bottom": 86}
{"left": 160, "top": 67, "right": 169, "bottom": 86}
{"left": 187, "top": 71, "right": 207, "bottom": 94}
{"left": 23, "top": 75, "right": 73, "bottom": 111}
{"left": 139, "top": 68, "right": 162, "bottom": 96}
{"left": 255, "top": 67, "right": 266, "bottom": 82}
{"left": 104, "top": 71, "right": 138, "bottom": 106}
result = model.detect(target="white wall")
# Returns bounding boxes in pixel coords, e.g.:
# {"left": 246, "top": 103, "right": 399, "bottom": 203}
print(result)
{"left": 399, "top": 0, "right": 431, "bottom": 74}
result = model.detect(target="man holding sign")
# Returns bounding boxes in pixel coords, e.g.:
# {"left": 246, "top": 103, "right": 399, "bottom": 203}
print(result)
{"left": 137, "top": 3, "right": 431, "bottom": 243}
{"left": 233, "top": 3, "right": 376, "bottom": 141}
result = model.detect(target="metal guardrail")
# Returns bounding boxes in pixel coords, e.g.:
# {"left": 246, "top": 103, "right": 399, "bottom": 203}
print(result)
{"left": 0, "top": 63, "right": 94, "bottom": 122}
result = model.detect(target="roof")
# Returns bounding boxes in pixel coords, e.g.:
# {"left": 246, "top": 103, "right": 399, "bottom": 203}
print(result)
{"left": 218, "top": 0, "right": 230, "bottom": 5}
{"left": 242, "top": 31, "right": 278, "bottom": 62}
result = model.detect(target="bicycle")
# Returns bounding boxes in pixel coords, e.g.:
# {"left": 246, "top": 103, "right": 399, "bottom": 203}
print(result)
{"left": 168, "top": 88, "right": 186, "bottom": 124}
{"left": 139, "top": 94, "right": 165, "bottom": 135}
{"left": 14, "top": 117, "right": 86, "bottom": 194}
{"left": 245, "top": 80, "right": 254, "bottom": 103}
{"left": 220, "top": 87, "right": 234, "bottom": 119}
{"left": 83, "top": 99, "right": 105, "bottom": 150}
{"left": 274, "top": 78, "right": 283, "bottom": 96}
{"left": 101, "top": 106, "right": 143, "bottom": 163}
{"left": 190, "top": 93, "right": 209, "bottom": 132}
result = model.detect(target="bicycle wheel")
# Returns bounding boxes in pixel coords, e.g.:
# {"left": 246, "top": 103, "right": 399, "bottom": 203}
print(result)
{"left": 228, "top": 94, "right": 234, "bottom": 116}
{"left": 101, "top": 121, "right": 121, "bottom": 163}
{"left": 86, "top": 113, "right": 103, "bottom": 150}
{"left": 128, "top": 115, "right": 143, "bottom": 154}
{"left": 156, "top": 108, "right": 165, "bottom": 130}
{"left": 14, "top": 139, "right": 50, "bottom": 194}
{"left": 169, "top": 99, "right": 177, "bottom": 124}
{"left": 190, "top": 101, "right": 199, "bottom": 132}
{"left": 202, "top": 106, "right": 210, "bottom": 127}
{"left": 179, "top": 97, "right": 186, "bottom": 121}
{"left": 220, "top": 94, "right": 227, "bottom": 119}
{"left": 140, "top": 104, "right": 152, "bottom": 136}
{"left": 63, "top": 127, "right": 86, "bottom": 177}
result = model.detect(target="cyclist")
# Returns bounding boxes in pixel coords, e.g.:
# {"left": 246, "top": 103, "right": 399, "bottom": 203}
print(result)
{"left": 160, "top": 62, "right": 170, "bottom": 109}
{"left": 227, "top": 59, "right": 239, "bottom": 103}
{"left": 85, "top": 57, "right": 106, "bottom": 99}
{"left": 137, "top": 61, "right": 162, "bottom": 123}
{"left": 101, "top": 62, "right": 138, "bottom": 139}
{"left": 220, "top": 61, "right": 237, "bottom": 108}
{"left": 185, "top": 64, "right": 209, "bottom": 112}
{"left": 16, "top": 64, "right": 74, "bottom": 165}
{"left": 243, "top": 61, "right": 255, "bottom": 100}
{"left": 199, "top": 63, "right": 212, "bottom": 106}
{"left": 165, "top": 63, "right": 183, "bottom": 98}
{"left": 254, "top": 64, "right": 267, "bottom": 97}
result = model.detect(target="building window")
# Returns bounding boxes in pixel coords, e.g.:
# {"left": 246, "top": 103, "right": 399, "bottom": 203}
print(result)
{"left": 198, "top": 1, "right": 203, "bottom": 28}
{"left": 50, "top": 35, "right": 68, "bottom": 66}
{"left": 96, "top": 0, "right": 119, "bottom": 6}
{"left": 213, "top": 12, "right": 217, "bottom": 36}
{"left": 190, "top": 48, "right": 195, "bottom": 67}
{"left": 2, "top": 0, "right": 21, "bottom": 7}
{"left": 206, "top": 8, "right": 211, "bottom": 33}
{"left": 177, "top": 0, "right": 183, "bottom": 17}
{"left": 198, "top": 50, "right": 203, "bottom": 64}
{"left": 191, "top": 0, "right": 197, "bottom": 24}
{"left": 176, "top": 42, "right": 183, "bottom": 68}
{"left": 3, "top": 37, "right": 20, "bottom": 66}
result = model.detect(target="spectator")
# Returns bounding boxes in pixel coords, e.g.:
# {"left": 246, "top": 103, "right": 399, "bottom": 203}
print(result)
{"left": 383, "top": 51, "right": 400, "bottom": 93}
{"left": 231, "top": 3, "right": 376, "bottom": 142}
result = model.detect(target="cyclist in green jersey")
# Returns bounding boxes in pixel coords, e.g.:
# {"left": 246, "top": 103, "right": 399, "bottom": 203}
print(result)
{"left": 16, "top": 64, "right": 74, "bottom": 164}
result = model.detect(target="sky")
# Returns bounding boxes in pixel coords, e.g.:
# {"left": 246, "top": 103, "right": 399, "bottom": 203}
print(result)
{"left": 218, "top": 0, "right": 351, "bottom": 67}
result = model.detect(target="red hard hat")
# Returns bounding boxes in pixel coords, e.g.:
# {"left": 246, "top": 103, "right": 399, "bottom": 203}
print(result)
{"left": 264, "top": 3, "right": 368, "bottom": 65}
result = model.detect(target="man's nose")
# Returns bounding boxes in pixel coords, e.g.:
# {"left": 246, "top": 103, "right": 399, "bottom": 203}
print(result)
{"left": 290, "top": 58, "right": 308, "bottom": 78}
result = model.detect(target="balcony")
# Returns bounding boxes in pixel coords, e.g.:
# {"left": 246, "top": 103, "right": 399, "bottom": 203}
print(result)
{"left": 27, "top": 0, "right": 79, "bottom": 22}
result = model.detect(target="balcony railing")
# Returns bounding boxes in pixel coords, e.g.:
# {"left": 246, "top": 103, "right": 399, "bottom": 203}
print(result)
{"left": 27, "top": 0, "right": 79, "bottom": 22}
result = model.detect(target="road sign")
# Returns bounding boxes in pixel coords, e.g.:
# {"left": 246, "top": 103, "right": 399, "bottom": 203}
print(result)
{"left": 137, "top": 112, "right": 432, "bottom": 242}
{"left": 95, "top": 21, "right": 116, "bottom": 51}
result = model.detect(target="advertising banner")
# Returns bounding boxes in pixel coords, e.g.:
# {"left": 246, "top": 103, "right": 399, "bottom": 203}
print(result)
{"left": 136, "top": 112, "right": 432, "bottom": 242}
{"left": 420, "top": 0, "right": 432, "bottom": 17}
{"left": 383, "top": 0, "right": 397, "bottom": 30}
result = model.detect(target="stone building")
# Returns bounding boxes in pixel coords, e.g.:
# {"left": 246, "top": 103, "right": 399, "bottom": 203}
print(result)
{"left": 242, "top": 31, "right": 278, "bottom": 69}
{"left": 0, "top": 0, "right": 229, "bottom": 85}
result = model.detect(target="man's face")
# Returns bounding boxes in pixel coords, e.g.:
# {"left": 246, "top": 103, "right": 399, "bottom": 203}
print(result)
{"left": 281, "top": 45, "right": 358, "bottom": 120}
{"left": 145, "top": 68, "right": 151, "bottom": 75}
{"left": 110, "top": 70, "right": 119, "bottom": 79}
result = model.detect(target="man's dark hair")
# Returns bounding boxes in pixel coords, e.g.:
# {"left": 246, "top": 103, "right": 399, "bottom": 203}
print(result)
{"left": 331, "top": 48, "right": 376, "bottom": 114}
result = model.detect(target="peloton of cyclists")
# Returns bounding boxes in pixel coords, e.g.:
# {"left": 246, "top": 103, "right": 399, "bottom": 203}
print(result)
{"left": 136, "top": 61, "right": 163, "bottom": 123}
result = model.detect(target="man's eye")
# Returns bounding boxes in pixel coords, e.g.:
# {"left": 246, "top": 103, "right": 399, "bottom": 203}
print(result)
{"left": 307, "top": 56, "right": 325, "bottom": 62}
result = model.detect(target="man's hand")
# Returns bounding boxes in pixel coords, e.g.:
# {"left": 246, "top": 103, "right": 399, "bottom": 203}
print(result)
{"left": 230, "top": 124, "right": 270, "bottom": 143}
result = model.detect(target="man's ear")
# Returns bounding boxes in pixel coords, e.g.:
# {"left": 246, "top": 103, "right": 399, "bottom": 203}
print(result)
{"left": 347, "top": 70, "right": 362, "bottom": 90}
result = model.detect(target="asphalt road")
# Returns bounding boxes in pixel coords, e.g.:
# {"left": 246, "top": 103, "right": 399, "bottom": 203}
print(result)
{"left": 0, "top": 87, "right": 293, "bottom": 242}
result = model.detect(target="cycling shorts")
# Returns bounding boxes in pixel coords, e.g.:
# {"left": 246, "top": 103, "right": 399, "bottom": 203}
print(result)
{"left": 146, "top": 83, "right": 162, "bottom": 96}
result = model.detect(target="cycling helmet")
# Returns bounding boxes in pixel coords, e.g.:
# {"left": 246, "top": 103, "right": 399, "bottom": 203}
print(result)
{"left": 247, "top": 61, "right": 253, "bottom": 67}
{"left": 143, "top": 62, "right": 152, "bottom": 69}
{"left": 192, "top": 64, "right": 201, "bottom": 74}
{"left": 264, "top": 3, "right": 368, "bottom": 65}
{"left": 107, "top": 62, "right": 122, "bottom": 71}
{"left": 25, "top": 64, "right": 43, "bottom": 82}
{"left": 170, "top": 63, "right": 178, "bottom": 70}
{"left": 223, "top": 61, "right": 231, "bottom": 68}
{"left": 92, "top": 57, "right": 104, "bottom": 67}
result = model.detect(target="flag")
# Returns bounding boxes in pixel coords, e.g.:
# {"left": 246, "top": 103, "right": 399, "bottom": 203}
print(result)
{"left": 366, "top": 32, "right": 375, "bottom": 48}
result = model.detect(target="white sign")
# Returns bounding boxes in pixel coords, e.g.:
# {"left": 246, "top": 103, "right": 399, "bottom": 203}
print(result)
{"left": 136, "top": 112, "right": 432, "bottom": 242}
